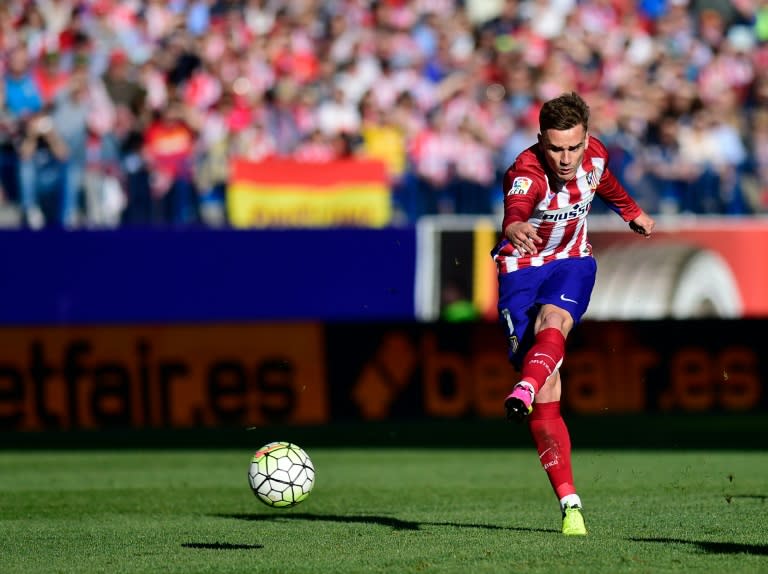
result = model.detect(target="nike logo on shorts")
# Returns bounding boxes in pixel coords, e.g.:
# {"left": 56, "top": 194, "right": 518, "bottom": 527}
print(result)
{"left": 560, "top": 294, "right": 578, "bottom": 304}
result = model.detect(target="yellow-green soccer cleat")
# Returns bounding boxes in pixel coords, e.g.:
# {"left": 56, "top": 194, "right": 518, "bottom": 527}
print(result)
{"left": 562, "top": 504, "right": 587, "bottom": 536}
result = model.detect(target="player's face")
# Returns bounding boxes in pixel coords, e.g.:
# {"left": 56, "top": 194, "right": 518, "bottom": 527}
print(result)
{"left": 538, "top": 125, "right": 588, "bottom": 181}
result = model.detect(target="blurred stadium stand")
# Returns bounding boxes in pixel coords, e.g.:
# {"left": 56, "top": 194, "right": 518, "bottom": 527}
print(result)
{"left": 0, "top": 0, "right": 766, "bottom": 228}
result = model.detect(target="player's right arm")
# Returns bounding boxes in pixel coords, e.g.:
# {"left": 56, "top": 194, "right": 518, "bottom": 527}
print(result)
{"left": 501, "top": 169, "right": 544, "bottom": 255}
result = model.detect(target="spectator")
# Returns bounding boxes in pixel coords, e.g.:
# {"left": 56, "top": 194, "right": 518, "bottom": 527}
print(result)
{"left": 52, "top": 65, "right": 124, "bottom": 228}
{"left": 51, "top": 69, "right": 90, "bottom": 227}
{"left": 142, "top": 99, "right": 199, "bottom": 225}
{"left": 450, "top": 118, "right": 496, "bottom": 215}
{"left": 743, "top": 108, "right": 768, "bottom": 212}
{"left": 263, "top": 80, "right": 303, "bottom": 156}
{"left": 102, "top": 50, "right": 147, "bottom": 118}
{"left": 315, "top": 85, "right": 361, "bottom": 138}
{"left": 359, "top": 93, "right": 409, "bottom": 222}
{"left": 33, "top": 51, "right": 70, "bottom": 106}
{"left": 4, "top": 46, "right": 43, "bottom": 120}
{"left": 293, "top": 129, "right": 338, "bottom": 163}
{"left": 640, "top": 113, "right": 705, "bottom": 215}
{"left": 408, "top": 108, "right": 456, "bottom": 218}
{"left": 18, "top": 110, "right": 69, "bottom": 228}
{"left": 677, "top": 107, "right": 728, "bottom": 213}
{"left": 15, "top": 3, "right": 50, "bottom": 60}
{"left": 0, "top": 83, "right": 21, "bottom": 207}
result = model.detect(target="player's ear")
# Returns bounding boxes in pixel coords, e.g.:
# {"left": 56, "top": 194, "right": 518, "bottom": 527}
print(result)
{"left": 584, "top": 132, "right": 589, "bottom": 148}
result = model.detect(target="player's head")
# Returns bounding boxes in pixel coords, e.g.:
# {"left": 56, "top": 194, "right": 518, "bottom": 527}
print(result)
{"left": 537, "top": 92, "right": 590, "bottom": 181}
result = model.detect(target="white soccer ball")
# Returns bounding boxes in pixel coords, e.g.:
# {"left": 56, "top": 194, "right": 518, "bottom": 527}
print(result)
{"left": 247, "top": 441, "right": 315, "bottom": 508}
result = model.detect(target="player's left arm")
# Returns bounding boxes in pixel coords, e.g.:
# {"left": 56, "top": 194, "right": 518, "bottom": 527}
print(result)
{"left": 590, "top": 139, "right": 656, "bottom": 238}
{"left": 596, "top": 171, "right": 655, "bottom": 237}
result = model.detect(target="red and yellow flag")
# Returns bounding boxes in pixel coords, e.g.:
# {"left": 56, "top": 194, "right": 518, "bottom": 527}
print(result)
{"left": 227, "top": 158, "right": 391, "bottom": 228}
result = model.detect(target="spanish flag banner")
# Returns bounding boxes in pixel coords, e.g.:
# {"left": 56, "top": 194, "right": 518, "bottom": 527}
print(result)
{"left": 227, "top": 158, "right": 392, "bottom": 228}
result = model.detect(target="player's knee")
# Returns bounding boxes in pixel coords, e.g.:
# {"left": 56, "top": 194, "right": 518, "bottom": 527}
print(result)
{"left": 538, "top": 307, "right": 573, "bottom": 334}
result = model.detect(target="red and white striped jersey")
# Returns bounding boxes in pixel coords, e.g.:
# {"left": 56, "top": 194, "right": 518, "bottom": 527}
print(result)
{"left": 492, "top": 136, "right": 642, "bottom": 274}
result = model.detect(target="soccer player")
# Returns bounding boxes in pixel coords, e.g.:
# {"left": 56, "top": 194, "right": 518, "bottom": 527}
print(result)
{"left": 491, "top": 92, "right": 655, "bottom": 536}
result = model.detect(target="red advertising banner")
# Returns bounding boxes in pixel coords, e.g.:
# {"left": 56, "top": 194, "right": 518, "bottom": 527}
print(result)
{"left": 226, "top": 158, "right": 391, "bottom": 228}
{"left": 588, "top": 219, "right": 768, "bottom": 319}
{"left": 440, "top": 218, "right": 768, "bottom": 321}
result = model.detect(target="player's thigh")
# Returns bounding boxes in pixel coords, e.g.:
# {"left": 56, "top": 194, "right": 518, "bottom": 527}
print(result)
{"left": 497, "top": 267, "right": 543, "bottom": 365}
{"left": 536, "top": 257, "right": 597, "bottom": 324}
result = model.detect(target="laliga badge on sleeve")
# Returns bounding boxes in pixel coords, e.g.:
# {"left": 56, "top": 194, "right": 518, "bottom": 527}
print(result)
{"left": 508, "top": 177, "right": 533, "bottom": 195}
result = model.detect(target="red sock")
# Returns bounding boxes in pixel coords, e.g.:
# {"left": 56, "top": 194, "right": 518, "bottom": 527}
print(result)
{"left": 528, "top": 401, "right": 576, "bottom": 500}
{"left": 520, "top": 328, "right": 565, "bottom": 393}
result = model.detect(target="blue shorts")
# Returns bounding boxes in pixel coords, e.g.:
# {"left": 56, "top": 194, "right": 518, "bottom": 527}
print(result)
{"left": 496, "top": 257, "right": 597, "bottom": 368}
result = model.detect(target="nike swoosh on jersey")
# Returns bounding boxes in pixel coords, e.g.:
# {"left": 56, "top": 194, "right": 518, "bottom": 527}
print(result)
{"left": 560, "top": 294, "right": 579, "bottom": 303}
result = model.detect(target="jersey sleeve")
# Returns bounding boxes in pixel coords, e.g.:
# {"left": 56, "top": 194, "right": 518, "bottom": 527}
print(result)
{"left": 500, "top": 160, "right": 545, "bottom": 232}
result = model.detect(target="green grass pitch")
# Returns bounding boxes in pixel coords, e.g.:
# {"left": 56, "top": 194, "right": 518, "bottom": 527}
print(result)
{"left": 1, "top": 447, "right": 766, "bottom": 573}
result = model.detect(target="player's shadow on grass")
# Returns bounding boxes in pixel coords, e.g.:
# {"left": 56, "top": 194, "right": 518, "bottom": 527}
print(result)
{"left": 727, "top": 494, "right": 768, "bottom": 502}
{"left": 217, "top": 512, "right": 556, "bottom": 534}
{"left": 630, "top": 537, "right": 768, "bottom": 556}
{"left": 182, "top": 542, "right": 264, "bottom": 550}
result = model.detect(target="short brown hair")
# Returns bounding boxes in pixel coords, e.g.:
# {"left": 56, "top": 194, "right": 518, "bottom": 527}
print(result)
{"left": 539, "top": 92, "right": 590, "bottom": 132}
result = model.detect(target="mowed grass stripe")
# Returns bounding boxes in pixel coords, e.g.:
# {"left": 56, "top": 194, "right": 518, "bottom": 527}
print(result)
{"left": 1, "top": 449, "right": 766, "bottom": 573}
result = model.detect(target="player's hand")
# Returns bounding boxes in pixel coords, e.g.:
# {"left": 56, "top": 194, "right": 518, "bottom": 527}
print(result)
{"left": 505, "top": 222, "right": 542, "bottom": 255}
{"left": 629, "top": 212, "right": 655, "bottom": 238}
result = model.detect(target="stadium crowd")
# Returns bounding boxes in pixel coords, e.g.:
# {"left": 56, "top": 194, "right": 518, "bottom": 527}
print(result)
{"left": 0, "top": 0, "right": 767, "bottom": 228}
